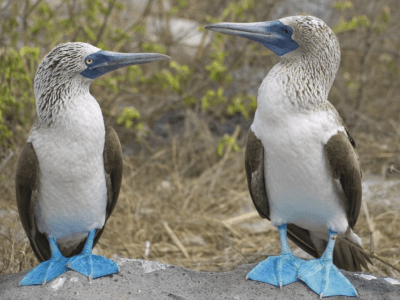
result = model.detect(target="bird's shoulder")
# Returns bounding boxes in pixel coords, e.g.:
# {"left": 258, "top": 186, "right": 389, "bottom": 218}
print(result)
{"left": 315, "top": 101, "right": 357, "bottom": 149}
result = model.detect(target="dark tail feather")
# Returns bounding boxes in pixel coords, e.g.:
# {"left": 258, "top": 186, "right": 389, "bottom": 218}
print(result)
{"left": 288, "top": 224, "right": 372, "bottom": 272}
{"left": 333, "top": 238, "right": 372, "bottom": 272}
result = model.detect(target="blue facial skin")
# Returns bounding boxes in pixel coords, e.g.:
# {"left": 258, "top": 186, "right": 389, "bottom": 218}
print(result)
{"left": 204, "top": 20, "right": 299, "bottom": 56}
{"left": 81, "top": 50, "right": 169, "bottom": 79}
{"left": 244, "top": 21, "right": 299, "bottom": 56}
{"left": 81, "top": 50, "right": 124, "bottom": 79}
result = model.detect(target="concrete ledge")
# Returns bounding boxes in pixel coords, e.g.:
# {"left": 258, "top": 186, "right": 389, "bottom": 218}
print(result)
{"left": 1, "top": 259, "right": 399, "bottom": 299}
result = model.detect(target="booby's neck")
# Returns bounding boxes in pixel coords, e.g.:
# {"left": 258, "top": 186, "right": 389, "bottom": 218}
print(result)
{"left": 259, "top": 53, "right": 337, "bottom": 112}
{"left": 35, "top": 75, "right": 94, "bottom": 126}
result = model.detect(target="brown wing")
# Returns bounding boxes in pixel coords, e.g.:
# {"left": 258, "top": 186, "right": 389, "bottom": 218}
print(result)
{"left": 325, "top": 131, "right": 371, "bottom": 270}
{"left": 245, "top": 128, "right": 270, "bottom": 220}
{"left": 15, "top": 143, "right": 51, "bottom": 262}
{"left": 91, "top": 126, "right": 123, "bottom": 248}
{"left": 325, "top": 131, "right": 361, "bottom": 228}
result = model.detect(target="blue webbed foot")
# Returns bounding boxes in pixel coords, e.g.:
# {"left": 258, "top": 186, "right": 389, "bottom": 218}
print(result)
{"left": 66, "top": 229, "right": 119, "bottom": 280}
{"left": 67, "top": 253, "right": 119, "bottom": 280}
{"left": 247, "top": 224, "right": 303, "bottom": 288}
{"left": 298, "top": 230, "right": 357, "bottom": 298}
{"left": 298, "top": 259, "right": 357, "bottom": 298}
{"left": 20, "top": 237, "right": 69, "bottom": 286}
{"left": 247, "top": 252, "right": 303, "bottom": 288}
{"left": 20, "top": 257, "right": 69, "bottom": 286}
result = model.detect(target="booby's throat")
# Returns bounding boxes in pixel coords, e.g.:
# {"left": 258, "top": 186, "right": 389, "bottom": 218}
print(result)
{"left": 262, "top": 60, "right": 333, "bottom": 110}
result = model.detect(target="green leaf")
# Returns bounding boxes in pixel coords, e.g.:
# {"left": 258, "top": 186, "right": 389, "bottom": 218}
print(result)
{"left": 116, "top": 107, "right": 142, "bottom": 129}
{"left": 332, "top": 1, "right": 353, "bottom": 11}
{"left": 372, "top": 12, "right": 390, "bottom": 33}
{"left": 141, "top": 42, "right": 166, "bottom": 54}
{"left": 334, "top": 15, "right": 370, "bottom": 34}
{"left": 183, "top": 96, "right": 196, "bottom": 106}
{"left": 217, "top": 135, "right": 239, "bottom": 157}
{"left": 201, "top": 88, "right": 227, "bottom": 111}
{"left": 0, "top": 46, "right": 38, "bottom": 144}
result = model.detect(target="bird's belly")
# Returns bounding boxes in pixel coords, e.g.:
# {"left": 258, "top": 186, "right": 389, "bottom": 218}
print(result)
{"left": 33, "top": 130, "right": 107, "bottom": 241}
{"left": 253, "top": 115, "right": 349, "bottom": 234}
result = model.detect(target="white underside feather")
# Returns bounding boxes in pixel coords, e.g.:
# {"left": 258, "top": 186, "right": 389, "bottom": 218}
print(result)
{"left": 28, "top": 93, "right": 107, "bottom": 249}
{"left": 252, "top": 66, "right": 360, "bottom": 244}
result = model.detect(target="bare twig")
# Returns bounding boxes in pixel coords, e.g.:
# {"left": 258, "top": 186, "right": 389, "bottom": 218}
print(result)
{"left": 180, "top": 125, "right": 241, "bottom": 212}
{"left": 362, "top": 201, "right": 375, "bottom": 253}
{"left": 95, "top": 0, "right": 115, "bottom": 46}
{"left": 222, "top": 223, "right": 241, "bottom": 239}
{"left": 355, "top": 0, "right": 376, "bottom": 110}
{"left": 21, "top": 0, "right": 29, "bottom": 46}
{"left": 389, "top": 165, "right": 400, "bottom": 176}
{"left": 388, "top": 119, "right": 400, "bottom": 136}
{"left": 223, "top": 211, "right": 259, "bottom": 226}
{"left": 221, "top": 227, "right": 249, "bottom": 265}
{"left": 125, "top": 149, "right": 167, "bottom": 182}
{"left": 7, "top": 216, "right": 18, "bottom": 273}
{"left": 163, "top": 222, "right": 189, "bottom": 259}
{"left": 0, "top": 151, "right": 14, "bottom": 171}
{"left": 193, "top": 30, "right": 210, "bottom": 66}
{"left": 341, "top": 104, "right": 391, "bottom": 135}
{"left": 134, "top": 0, "right": 155, "bottom": 25}
{"left": 208, "top": 125, "right": 240, "bottom": 195}
{"left": 160, "top": 0, "right": 171, "bottom": 54}
{"left": 27, "top": 0, "right": 43, "bottom": 16}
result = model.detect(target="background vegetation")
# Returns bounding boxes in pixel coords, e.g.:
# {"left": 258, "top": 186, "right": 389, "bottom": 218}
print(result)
{"left": 0, "top": 0, "right": 399, "bottom": 279}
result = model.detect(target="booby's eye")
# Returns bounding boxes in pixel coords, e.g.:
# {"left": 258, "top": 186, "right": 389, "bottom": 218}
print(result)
{"left": 86, "top": 58, "right": 93, "bottom": 65}
{"left": 284, "top": 28, "right": 290, "bottom": 34}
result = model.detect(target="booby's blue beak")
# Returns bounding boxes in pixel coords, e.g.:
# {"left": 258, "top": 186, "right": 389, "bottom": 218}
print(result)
{"left": 81, "top": 51, "right": 170, "bottom": 79}
{"left": 204, "top": 20, "right": 299, "bottom": 56}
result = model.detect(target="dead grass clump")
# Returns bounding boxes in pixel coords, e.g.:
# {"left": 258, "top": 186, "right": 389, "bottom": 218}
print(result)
{"left": 355, "top": 176, "right": 400, "bottom": 278}
{"left": 1, "top": 114, "right": 400, "bottom": 279}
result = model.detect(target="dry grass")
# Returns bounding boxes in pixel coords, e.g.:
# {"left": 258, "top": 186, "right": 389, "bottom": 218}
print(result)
{"left": 1, "top": 112, "right": 399, "bottom": 279}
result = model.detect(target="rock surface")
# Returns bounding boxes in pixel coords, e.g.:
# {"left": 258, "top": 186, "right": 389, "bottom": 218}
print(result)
{"left": 1, "top": 259, "right": 399, "bottom": 300}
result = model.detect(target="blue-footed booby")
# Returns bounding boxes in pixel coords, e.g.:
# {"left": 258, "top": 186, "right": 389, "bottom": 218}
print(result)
{"left": 15, "top": 42, "right": 169, "bottom": 286}
{"left": 205, "top": 16, "right": 371, "bottom": 298}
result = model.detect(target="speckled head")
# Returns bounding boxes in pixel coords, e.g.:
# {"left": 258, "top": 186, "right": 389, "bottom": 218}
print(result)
{"left": 279, "top": 16, "right": 340, "bottom": 62}
{"left": 34, "top": 42, "right": 169, "bottom": 124}
{"left": 204, "top": 15, "right": 340, "bottom": 64}
{"left": 34, "top": 42, "right": 169, "bottom": 98}
{"left": 34, "top": 43, "right": 97, "bottom": 100}
{"left": 279, "top": 16, "right": 341, "bottom": 97}
{"left": 204, "top": 16, "right": 341, "bottom": 104}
